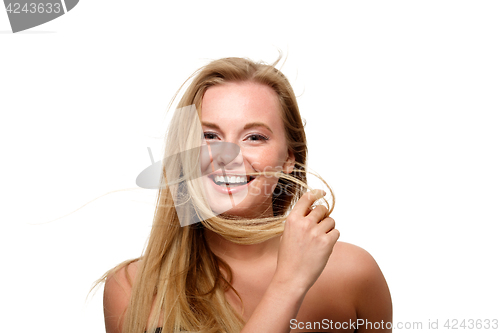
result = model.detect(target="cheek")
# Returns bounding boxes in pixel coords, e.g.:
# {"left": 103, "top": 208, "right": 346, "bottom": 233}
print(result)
{"left": 199, "top": 146, "right": 212, "bottom": 173}
{"left": 245, "top": 151, "right": 279, "bottom": 172}
{"left": 244, "top": 143, "right": 289, "bottom": 170}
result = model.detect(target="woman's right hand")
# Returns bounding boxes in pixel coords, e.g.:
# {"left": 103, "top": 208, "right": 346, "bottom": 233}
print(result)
{"left": 273, "top": 189, "right": 340, "bottom": 294}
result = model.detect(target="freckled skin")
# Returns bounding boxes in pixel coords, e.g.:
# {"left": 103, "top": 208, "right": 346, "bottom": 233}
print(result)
{"left": 200, "top": 81, "right": 295, "bottom": 219}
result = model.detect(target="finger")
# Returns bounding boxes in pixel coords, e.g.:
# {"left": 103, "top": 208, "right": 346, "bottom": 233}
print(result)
{"left": 292, "top": 190, "right": 326, "bottom": 217}
{"left": 306, "top": 205, "right": 328, "bottom": 223}
{"left": 317, "top": 217, "right": 336, "bottom": 234}
{"left": 327, "top": 228, "right": 340, "bottom": 242}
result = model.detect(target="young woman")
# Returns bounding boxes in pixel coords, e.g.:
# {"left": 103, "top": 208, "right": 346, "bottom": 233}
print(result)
{"left": 99, "top": 57, "right": 392, "bottom": 333}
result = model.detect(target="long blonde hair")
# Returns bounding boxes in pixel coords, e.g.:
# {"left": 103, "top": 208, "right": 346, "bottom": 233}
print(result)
{"left": 95, "top": 57, "right": 334, "bottom": 333}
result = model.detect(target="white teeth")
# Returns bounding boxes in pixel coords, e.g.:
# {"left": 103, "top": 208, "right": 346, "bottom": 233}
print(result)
{"left": 214, "top": 175, "right": 247, "bottom": 184}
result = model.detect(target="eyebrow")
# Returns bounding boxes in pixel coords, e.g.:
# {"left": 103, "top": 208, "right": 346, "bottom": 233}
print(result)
{"left": 202, "top": 121, "right": 273, "bottom": 134}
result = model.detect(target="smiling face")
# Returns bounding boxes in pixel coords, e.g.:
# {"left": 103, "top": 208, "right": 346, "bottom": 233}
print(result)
{"left": 199, "top": 81, "right": 295, "bottom": 219}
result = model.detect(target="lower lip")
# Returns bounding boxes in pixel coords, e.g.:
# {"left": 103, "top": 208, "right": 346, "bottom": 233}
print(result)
{"left": 208, "top": 177, "right": 255, "bottom": 195}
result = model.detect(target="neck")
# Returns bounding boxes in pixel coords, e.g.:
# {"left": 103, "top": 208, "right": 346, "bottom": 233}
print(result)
{"left": 204, "top": 198, "right": 280, "bottom": 262}
{"left": 203, "top": 227, "right": 281, "bottom": 263}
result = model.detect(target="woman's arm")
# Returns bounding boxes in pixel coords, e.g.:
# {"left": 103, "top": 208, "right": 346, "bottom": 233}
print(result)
{"left": 103, "top": 262, "right": 138, "bottom": 333}
{"left": 241, "top": 190, "right": 340, "bottom": 333}
{"left": 239, "top": 278, "right": 307, "bottom": 333}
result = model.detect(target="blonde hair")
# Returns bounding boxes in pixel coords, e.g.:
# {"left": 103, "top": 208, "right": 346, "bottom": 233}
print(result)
{"left": 95, "top": 57, "right": 334, "bottom": 333}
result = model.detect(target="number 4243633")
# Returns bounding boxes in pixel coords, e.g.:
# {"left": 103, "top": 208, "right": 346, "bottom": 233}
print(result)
{"left": 444, "top": 319, "right": 498, "bottom": 330}
{"left": 6, "top": 2, "right": 62, "bottom": 14}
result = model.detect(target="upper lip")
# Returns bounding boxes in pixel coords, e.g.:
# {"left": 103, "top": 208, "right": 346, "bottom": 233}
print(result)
{"left": 207, "top": 172, "right": 255, "bottom": 181}
{"left": 209, "top": 172, "right": 248, "bottom": 177}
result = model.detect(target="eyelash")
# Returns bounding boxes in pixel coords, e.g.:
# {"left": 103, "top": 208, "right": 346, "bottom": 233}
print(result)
{"left": 246, "top": 134, "right": 269, "bottom": 141}
{"left": 203, "top": 132, "right": 269, "bottom": 141}
{"left": 203, "top": 132, "right": 219, "bottom": 140}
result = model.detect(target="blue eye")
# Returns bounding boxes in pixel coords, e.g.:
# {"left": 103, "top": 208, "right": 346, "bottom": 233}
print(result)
{"left": 204, "top": 132, "right": 219, "bottom": 140}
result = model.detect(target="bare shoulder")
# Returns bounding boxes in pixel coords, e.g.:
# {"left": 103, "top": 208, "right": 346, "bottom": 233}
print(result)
{"left": 103, "top": 259, "right": 141, "bottom": 333}
{"left": 326, "top": 241, "right": 393, "bottom": 331}
{"left": 329, "top": 241, "right": 382, "bottom": 274}
{"left": 327, "top": 241, "right": 389, "bottom": 292}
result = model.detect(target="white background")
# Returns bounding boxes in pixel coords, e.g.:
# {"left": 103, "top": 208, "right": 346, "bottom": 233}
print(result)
{"left": 1, "top": 1, "right": 499, "bottom": 332}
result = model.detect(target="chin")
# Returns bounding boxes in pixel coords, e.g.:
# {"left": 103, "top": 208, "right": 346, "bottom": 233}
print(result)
{"left": 200, "top": 175, "right": 274, "bottom": 219}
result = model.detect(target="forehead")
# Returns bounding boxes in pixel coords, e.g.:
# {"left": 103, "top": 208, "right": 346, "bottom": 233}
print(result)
{"left": 201, "top": 81, "right": 282, "bottom": 124}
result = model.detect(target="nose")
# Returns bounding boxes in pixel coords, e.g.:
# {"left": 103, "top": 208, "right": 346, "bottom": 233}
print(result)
{"left": 209, "top": 142, "right": 241, "bottom": 168}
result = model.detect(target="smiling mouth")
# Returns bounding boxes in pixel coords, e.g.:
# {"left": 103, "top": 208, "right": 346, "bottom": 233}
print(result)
{"left": 209, "top": 175, "right": 256, "bottom": 187}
